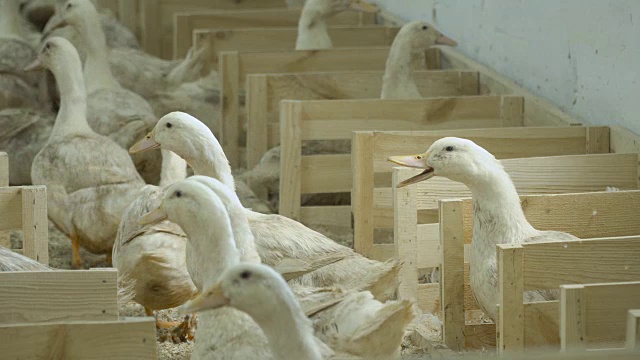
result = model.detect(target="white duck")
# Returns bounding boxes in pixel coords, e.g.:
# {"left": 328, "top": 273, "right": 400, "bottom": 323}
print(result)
{"left": 45, "top": 0, "right": 161, "bottom": 184}
{"left": 112, "top": 149, "right": 198, "bottom": 340}
{"left": 295, "top": 0, "right": 378, "bottom": 50}
{"left": 388, "top": 137, "right": 577, "bottom": 321}
{"left": 381, "top": 21, "right": 457, "bottom": 99}
{"left": 143, "top": 177, "right": 413, "bottom": 359}
{"left": 0, "top": 246, "right": 51, "bottom": 271}
{"left": 130, "top": 112, "right": 400, "bottom": 301}
{"left": 28, "top": 36, "right": 144, "bottom": 268}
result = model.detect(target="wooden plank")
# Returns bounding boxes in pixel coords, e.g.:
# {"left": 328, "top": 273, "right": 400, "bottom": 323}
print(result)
{"left": 198, "top": 26, "right": 399, "bottom": 63}
{"left": 393, "top": 168, "right": 419, "bottom": 304}
{"left": 219, "top": 51, "right": 240, "bottom": 166}
{"left": 438, "top": 46, "right": 581, "bottom": 127}
{"left": 610, "top": 126, "right": 640, "bottom": 154}
{"left": 352, "top": 131, "right": 375, "bottom": 256}
{"left": 0, "top": 187, "right": 26, "bottom": 231}
{"left": 498, "top": 244, "right": 525, "bottom": 354}
{"left": 0, "top": 270, "right": 118, "bottom": 324}
{"left": 584, "top": 281, "right": 640, "bottom": 346}
{"left": 0, "top": 318, "right": 157, "bottom": 359}
{"left": 173, "top": 9, "right": 376, "bottom": 58}
{"left": 561, "top": 285, "right": 587, "bottom": 352}
{"left": 626, "top": 309, "right": 640, "bottom": 351}
{"left": 279, "top": 101, "right": 303, "bottom": 220}
{"left": 500, "top": 96, "right": 524, "bottom": 127}
{"left": 439, "top": 199, "right": 466, "bottom": 351}
{"left": 0, "top": 152, "right": 8, "bottom": 248}
{"left": 523, "top": 236, "right": 640, "bottom": 290}
{"left": 246, "top": 70, "right": 479, "bottom": 168}
{"left": 586, "top": 127, "right": 611, "bottom": 154}
{"left": 300, "top": 154, "right": 351, "bottom": 194}
{"left": 20, "top": 186, "right": 48, "bottom": 265}
{"left": 299, "top": 206, "right": 351, "bottom": 228}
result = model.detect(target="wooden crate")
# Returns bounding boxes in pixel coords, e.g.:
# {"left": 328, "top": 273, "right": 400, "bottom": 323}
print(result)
{"left": 0, "top": 177, "right": 49, "bottom": 264}
{"left": 174, "top": 8, "right": 377, "bottom": 59}
{"left": 0, "top": 269, "right": 158, "bottom": 358}
{"left": 436, "top": 190, "right": 640, "bottom": 351}
{"left": 561, "top": 281, "right": 640, "bottom": 352}
{"left": 354, "top": 126, "right": 609, "bottom": 261}
{"left": 279, "top": 96, "right": 525, "bottom": 226}
{"left": 627, "top": 309, "right": 640, "bottom": 351}
{"left": 217, "top": 47, "right": 441, "bottom": 167}
{"left": 246, "top": 70, "right": 480, "bottom": 168}
{"left": 139, "top": 0, "right": 290, "bottom": 58}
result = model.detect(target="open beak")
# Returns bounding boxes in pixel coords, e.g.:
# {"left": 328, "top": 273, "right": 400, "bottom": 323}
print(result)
{"left": 129, "top": 130, "right": 160, "bottom": 154}
{"left": 349, "top": 0, "right": 379, "bottom": 13}
{"left": 435, "top": 33, "right": 457, "bottom": 47}
{"left": 178, "top": 282, "right": 229, "bottom": 315}
{"left": 24, "top": 59, "right": 43, "bottom": 72}
{"left": 138, "top": 207, "right": 168, "bottom": 225}
{"left": 388, "top": 152, "right": 435, "bottom": 188}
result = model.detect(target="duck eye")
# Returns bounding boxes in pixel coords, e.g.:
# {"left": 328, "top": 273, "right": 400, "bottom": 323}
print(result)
{"left": 422, "top": 25, "right": 428, "bottom": 30}
{"left": 45, "top": 43, "right": 50, "bottom": 50}
{"left": 415, "top": 155, "right": 422, "bottom": 159}
{"left": 66, "top": 3, "right": 72, "bottom": 9}
{"left": 166, "top": 122, "right": 172, "bottom": 128}
{"left": 175, "top": 191, "right": 182, "bottom": 198}
{"left": 240, "top": 271, "right": 252, "bottom": 279}
{"left": 445, "top": 146, "right": 454, "bottom": 152}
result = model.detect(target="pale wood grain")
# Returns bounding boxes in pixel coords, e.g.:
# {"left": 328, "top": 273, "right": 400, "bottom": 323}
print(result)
{"left": 393, "top": 169, "right": 419, "bottom": 305}
{"left": 499, "top": 244, "right": 525, "bottom": 354}
{"left": 352, "top": 132, "right": 375, "bottom": 256}
{"left": 561, "top": 285, "right": 587, "bottom": 351}
{"left": 174, "top": 9, "right": 376, "bottom": 58}
{"left": 0, "top": 270, "right": 118, "bottom": 324}
{"left": 0, "top": 317, "right": 157, "bottom": 359}
{"left": 279, "top": 101, "right": 302, "bottom": 220}
{"left": 0, "top": 152, "right": 8, "bottom": 248}
{"left": 626, "top": 309, "right": 640, "bottom": 351}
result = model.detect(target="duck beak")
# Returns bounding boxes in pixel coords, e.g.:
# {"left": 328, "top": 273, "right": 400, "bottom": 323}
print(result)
{"left": 178, "top": 282, "right": 229, "bottom": 315}
{"left": 388, "top": 152, "right": 435, "bottom": 188}
{"left": 129, "top": 130, "right": 160, "bottom": 154}
{"left": 138, "top": 207, "right": 168, "bottom": 225}
{"left": 435, "top": 33, "right": 457, "bottom": 47}
{"left": 349, "top": 0, "right": 379, "bottom": 13}
{"left": 24, "top": 59, "right": 43, "bottom": 72}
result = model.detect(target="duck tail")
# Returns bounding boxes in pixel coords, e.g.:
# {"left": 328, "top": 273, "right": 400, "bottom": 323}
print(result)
{"left": 364, "top": 259, "right": 402, "bottom": 302}
{"left": 348, "top": 299, "right": 415, "bottom": 358}
{"left": 116, "top": 270, "right": 137, "bottom": 307}
{"left": 166, "top": 41, "right": 212, "bottom": 86}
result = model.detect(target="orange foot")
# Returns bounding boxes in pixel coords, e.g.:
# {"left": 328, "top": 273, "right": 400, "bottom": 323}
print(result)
{"left": 169, "top": 313, "right": 197, "bottom": 343}
{"left": 71, "top": 235, "right": 83, "bottom": 269}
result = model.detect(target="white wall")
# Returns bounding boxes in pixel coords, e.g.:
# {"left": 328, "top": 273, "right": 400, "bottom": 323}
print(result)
{"left": 371, "top": 0, "right": 640, "bottom": 133}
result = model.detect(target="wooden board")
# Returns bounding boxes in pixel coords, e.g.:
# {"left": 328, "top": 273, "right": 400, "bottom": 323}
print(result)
{"left": 0, "top": 317, "right": 157, "bottom": 359}
{"left": 352, "top": 126, "right": 611, "bottom": 260}
{"left": 0, "top": 186, "right": 49, "bottom": 265}
{"left": 0, "top": 270, "right": 118, "bottom": 324}
{"left": 0, "top": 152, "right": 8, "bottom": 248}
{"left": 196, "top": 26, "right": 399, "bottom": 65}
{"left": 217, "top": 47, "right": 439, "bottom": 166}
{"left": 278, "top": 95, "right": 524, "bottom": 222}
{"left": 627, "top": 309, "right": 640, "bottom": 351}
{"left": 140, "top": 0, "right": 289, "bottom": 58}
{"left": 245, "top": 70, "right": 480, "bottom": 168}
{"left": 174, "top": 9, "right": 376, "bottom": 58}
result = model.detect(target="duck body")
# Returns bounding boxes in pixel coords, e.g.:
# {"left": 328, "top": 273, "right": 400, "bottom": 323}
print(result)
{"left": 0, "top": 246, "right": 51, "bottom": 271}
{"left": 0, "top": 108, "right": 54, "bottom": 185}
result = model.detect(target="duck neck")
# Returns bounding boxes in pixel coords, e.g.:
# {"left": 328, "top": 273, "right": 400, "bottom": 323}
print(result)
{"left": 228, "top": 207, "right": 262, "bottom": 264}
{"left": 467, "top": 167, "right": 536, "bottom": 248}
{"left": 187, "top": 132, "right": 236, "bottom": 191}
{"left": 0, "top": 1, "right": 23, "bottom": 39}
{"left": 253, "top": 289, "right": 322, "bottom": 360}
{"left": 49, "top": 55, "right": 94, "bottom": 139}
{"left": 381, "top": 35, "right": 420, "bottom": 99}
{"left": 75, "top": 13, "right": 119, "bottom": 93}
{"left": 158, "top": 149, "right": 187, "bottom": 187}
{"left": 296, "top": 5, "right": 332, "bottom": 50}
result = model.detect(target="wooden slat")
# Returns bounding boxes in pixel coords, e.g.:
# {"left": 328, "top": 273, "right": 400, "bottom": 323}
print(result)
{"left": 0, "top": 152, "right": 8, "bottom": 186}
{"left": 299, "top": 206, "right": 351, "bottom": 228}
{"left": 523, "top": 236, "right": 640, "bottom": 290}
{"left": 499, "top": 244, "right": 525, "bottom": 354}
{"left": 0, "top": 270, "right": 118, "bottom": 324}
{"left": 611, "top": 126, "right": 640, "bottom": 154}
{"left": 174, "top": 9, "right": 376, "bottom": 58}
{"left": 394, "top": 169, "right": 419, "bottom": 304}
{"left": 20, "top": 186, "right": 48, "bottom": 265}
{"left": 0, "top": 318, "right": 157, "bottom": 359}
{"left": 352, "top": 132, "right": 375, "bottom": 256}
{"left": 561, "top": 285, "right": 588, "bottom": 351}
{"left": 439, "top": 199, "right": 466, "bottom": 351}
{"left": 626, "top": 309, "right": 640, "bottom": 351}
{"left": 300, "top": 154, "right": 351, "bottom": 194}
{"left": 279, "top": 101, "right": 303, "bottom": 220}
{"left": 198, "top": 26, "right": 399, "bottom": 63}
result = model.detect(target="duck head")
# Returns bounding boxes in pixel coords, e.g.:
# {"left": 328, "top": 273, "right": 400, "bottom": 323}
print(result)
{"left": 178, "top": 263, "right": 290, "bottom": 317}
{"left": 24, "top": 36, "right": 79, "bottom": 72}
{"left": 400, "top": 21, "right": 457, "bottom": 51}
{"left": 129, "top": 111, "right": 209, "bottom": 156}
{"left": 388, "top": 137, "right": 499, "bottom": 187}
{"left": 44, "top": 0, "right": 97, "bottom": 33}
